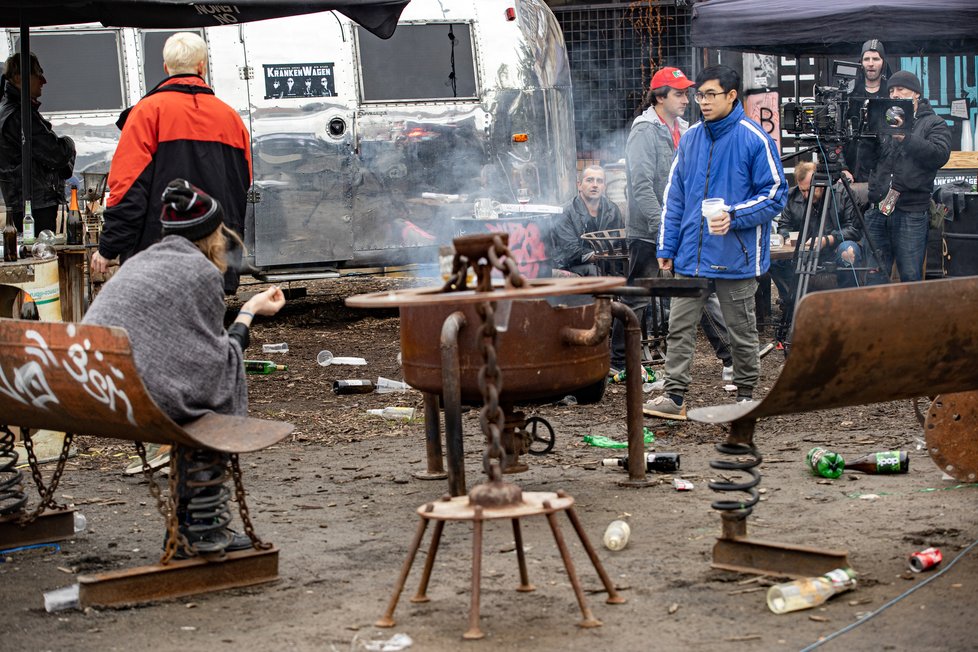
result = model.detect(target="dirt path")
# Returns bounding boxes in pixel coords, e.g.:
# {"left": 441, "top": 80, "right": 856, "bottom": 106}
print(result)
{"left": 2, "top": 277, "right": 976, "bottom": 651}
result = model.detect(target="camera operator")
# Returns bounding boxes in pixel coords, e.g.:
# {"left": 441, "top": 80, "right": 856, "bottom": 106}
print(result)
{"left": 843, "top": 39, "right": 891, "bottom": 182}
{"left": 771, "top": 161, "right": 862, "bottom": 299}
{"left": 859, "top": 70, "right": 951, "bottom": 284}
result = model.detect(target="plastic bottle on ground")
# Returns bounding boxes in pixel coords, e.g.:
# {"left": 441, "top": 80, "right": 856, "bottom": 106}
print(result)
{"left": 262, "top": 342, "right": 289, "bottom": 354}
{"left": 367, "top": 407, "right": 418, "bottom": 422}
{"left": 806, "top": 446, "right": 845, "bottom": 479}
{"left": 603, "top": 519, "right": 630, "bottom": 551}
{"left": 43, "top": 584, "right": 79, "bottom": 612}
{"left": 375, "top": 377, "right": 410, "bottom": 393}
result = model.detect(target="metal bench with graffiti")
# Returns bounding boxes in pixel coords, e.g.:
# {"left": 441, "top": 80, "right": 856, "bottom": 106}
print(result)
{"left": 0, "top": 319, "right": 294, "bottom": 607}
{"left": 685, "top": 276, "right": 978, "bottom": 578}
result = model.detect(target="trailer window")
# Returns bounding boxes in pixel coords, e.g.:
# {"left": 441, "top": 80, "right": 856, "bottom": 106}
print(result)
{"left": 357, "top": 23, "right": 477, "bottom": 102}
{"left": 12, "top": 31, "right": 125, "bottom": 113}
{"left": 142, "top": 30, "right": 206, "bottom": 92}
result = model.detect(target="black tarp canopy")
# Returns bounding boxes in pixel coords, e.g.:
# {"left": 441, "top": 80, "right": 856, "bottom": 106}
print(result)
{"left": 691, "top": 0, "right": 978, "bottom": 56}
{"left": 2, "top": 0, "right": 409, "bottom": 219}
{"left": 0, "top": 0, "right": 409, "bottom": 37}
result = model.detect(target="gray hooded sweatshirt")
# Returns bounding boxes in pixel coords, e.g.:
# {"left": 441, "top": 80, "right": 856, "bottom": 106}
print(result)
{"left": 625, "top": 107, "right": 688, "bottom": 243}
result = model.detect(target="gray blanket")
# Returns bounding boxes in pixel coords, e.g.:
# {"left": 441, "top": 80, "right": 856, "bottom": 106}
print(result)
{"left": 83, "top": 235, "right": 247, "bottom": 422}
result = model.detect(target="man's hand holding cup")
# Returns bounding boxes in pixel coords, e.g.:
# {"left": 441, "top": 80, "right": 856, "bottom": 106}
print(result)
{"left": 702, "top": 198, "right": 730, "bottom": 236}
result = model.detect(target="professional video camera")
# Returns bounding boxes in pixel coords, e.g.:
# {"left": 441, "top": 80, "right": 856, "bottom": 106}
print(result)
{"left": 782, "top": 85, "right": 850, "bottom": 141}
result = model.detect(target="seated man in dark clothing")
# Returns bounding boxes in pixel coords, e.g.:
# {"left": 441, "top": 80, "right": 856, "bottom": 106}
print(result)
{"left": 552, "top": 165, "right": 623, "bottom": 276}
{"left": 771, "top": 161, "right": 863, "bottom": 301}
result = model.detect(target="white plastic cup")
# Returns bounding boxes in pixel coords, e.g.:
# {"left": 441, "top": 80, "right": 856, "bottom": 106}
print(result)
{"left": 702, "top": 198, "right": 726, "bottom": 234}
{"left": 317, "top": 350, "right": 367, "bottom": 366}
{"left": 43, "top": 584, "right": 80, "bottom": 612}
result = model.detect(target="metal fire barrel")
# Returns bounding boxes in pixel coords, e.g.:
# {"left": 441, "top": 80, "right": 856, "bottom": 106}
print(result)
{"left": 400, "top": 297, "right": 607, "bottom": 403}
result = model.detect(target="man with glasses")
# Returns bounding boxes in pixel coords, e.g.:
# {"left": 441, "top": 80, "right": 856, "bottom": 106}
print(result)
{"left": 0, "top": 52, "right": 76, "bottom": 236}
{"left": 645, "top": 64, "right": 786, "bottom": 419}
{"left": 611, "top": 66, "right": 735, "bottom": 383}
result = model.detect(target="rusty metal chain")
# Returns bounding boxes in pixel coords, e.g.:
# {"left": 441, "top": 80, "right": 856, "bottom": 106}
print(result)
{"left": 229, "top": 453, "right": 271, "bottom": 550}
{"left": 136, "top": 442, "right": 190, "bottom": 564}
{"left": 476, "top": 301, "right": 506, "bottom": 481}
{"left": 19, "top": 426, "right": 72, "bottom": 524}
{"left": 486, "top": 234, "right": 525, "bottom": 288}
{"left": 441, "top": 254, "right": 473, "bottom": 293}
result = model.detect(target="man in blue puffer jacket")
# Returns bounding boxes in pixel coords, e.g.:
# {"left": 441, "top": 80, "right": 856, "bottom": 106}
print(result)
{"left": 645, "top": 65, "right": 787, "bottom": 420}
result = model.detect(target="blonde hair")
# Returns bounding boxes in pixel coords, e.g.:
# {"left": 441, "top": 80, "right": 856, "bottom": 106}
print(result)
{"left": 194, "top": 225, "right": 244, "bottom": 274}
{"left": 163, "top": 32, "right": 208, "bottom": 75}
{"left": 793, "top": 161, "right": 817, "bottom": 186}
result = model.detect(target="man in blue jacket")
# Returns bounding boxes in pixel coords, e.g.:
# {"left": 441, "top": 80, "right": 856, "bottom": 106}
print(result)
{"left": 645, "top": 65, "right": 787, "bottom": 419}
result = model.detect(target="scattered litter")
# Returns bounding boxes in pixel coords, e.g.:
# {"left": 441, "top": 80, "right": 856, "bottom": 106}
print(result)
{"left": 668, "top": 603, "right": 680, "bottom": 614}
{"left": 556, "top": 395, "right": 578, "bottom": 407}
{"left": 262, "top": 342, "right": 289, "bottom": 354}
{"left": 672, "top": 478, "right": 694, "bottom": 491}
{"left": 859, "top": 493, "right": 881, "bottom": 500}
{"left": 375, "top": 377, "right": 411, "bottom": 393}
{"left": 583, "top": 430, "right": 654, "bottom": 449}
{"left": 43, "top": 584, "right": 79, "bottom": 612}
{"left": 353, "top": 632, "right": 413, "bottom": 651}
{"left": 1, "top": 542, "right": 61, "bottom": 559}
{"left": 317, "top": 350, "right": 367, "bottom": 366}
{"left": 643, "top": 378, "right": 665, "bottom": 392}
{"left": 723, "top": 384, "right": 737, "bottom": 392}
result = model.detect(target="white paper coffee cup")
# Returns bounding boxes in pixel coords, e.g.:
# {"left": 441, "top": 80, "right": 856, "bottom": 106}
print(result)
{"left": 702, "top": 198, "right": 726, "bottom": 234}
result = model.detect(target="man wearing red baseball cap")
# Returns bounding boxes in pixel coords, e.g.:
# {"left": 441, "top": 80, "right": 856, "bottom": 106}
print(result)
{"left": 611, "top": 66, "right": 736, "bottom": 385}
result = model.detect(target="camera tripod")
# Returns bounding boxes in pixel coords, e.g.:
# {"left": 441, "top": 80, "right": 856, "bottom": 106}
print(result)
{"left": 774, "top": 165, "right": 884, "bottom": 351}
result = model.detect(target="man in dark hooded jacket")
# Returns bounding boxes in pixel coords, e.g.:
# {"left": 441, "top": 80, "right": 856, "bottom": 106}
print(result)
{"left": 843, "top": 39, "right": 891, "bottom": 181}
{"left": 858, "top": 70, "right": 951, "bottom": 284}
{"left": 0, "top": 52, "right": 75, "bottom": 235}
{"left": 552, "top": 165, "right": 622, "bottom": 276}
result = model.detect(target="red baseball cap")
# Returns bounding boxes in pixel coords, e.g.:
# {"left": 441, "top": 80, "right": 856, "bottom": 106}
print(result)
{"left": 650, "top": 67, "right": 694, "bottom": 90}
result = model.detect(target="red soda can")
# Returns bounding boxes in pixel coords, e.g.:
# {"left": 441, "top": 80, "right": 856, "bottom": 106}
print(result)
{"left": 908, "top": 547, "right": 942, "bottom": 573}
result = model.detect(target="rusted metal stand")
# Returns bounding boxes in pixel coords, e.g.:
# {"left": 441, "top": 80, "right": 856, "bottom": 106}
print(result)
{"left": 413, "top": 392, "right": 448, "bottom": 481}
{"left": 377, "top": 489, "right": 624, "bottom": 639}
{"left": 709, "top": 419, "right": 849, "bottom": 578}
{"left": 690, "top": 278, "right": 978, "bottom": 577}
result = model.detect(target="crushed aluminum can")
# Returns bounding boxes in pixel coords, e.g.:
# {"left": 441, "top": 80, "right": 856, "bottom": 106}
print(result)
{"left": 672, "top": 478, "right": 694, "bottom": 491}
{"left": 908, "top": 547, "right": 942, "bottom": 573}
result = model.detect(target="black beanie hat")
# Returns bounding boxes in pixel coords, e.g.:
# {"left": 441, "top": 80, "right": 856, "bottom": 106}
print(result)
{"left": 887, "top": 70, "right": 923, "bottom": 96}
{"left": 160, "top": 179, "right": 224, "bottom": 241}
{"left": 861, "top": 39, "right": 886, "bottom": 58}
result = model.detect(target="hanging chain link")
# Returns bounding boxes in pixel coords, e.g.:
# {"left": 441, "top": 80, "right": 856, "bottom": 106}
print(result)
{"left": 229, "top": 453, "right": 271, "bottom": 550}
{"left": 472, "top": 234, "right": 526, "bottom": 481}
{"left": 139, "top": 443, "right": 191, "bottom": 565}
{"left": 20, "top": 427, "right": 73, "bottom": 524}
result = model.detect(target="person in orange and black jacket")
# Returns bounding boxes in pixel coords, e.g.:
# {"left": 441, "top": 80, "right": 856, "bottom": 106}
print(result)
{"left": 91, "top": 32, "right": 251, "bottom": 293}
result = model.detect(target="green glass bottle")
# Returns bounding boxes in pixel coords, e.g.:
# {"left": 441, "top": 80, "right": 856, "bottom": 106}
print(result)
{"left": 244, "top": 360, "right": 286, "bottom": 374}
{"left": 806, "top": 446, "right": 845, "bottom": 479}
{"left": 844, "top": 450, "right": 909, "bottom": 474}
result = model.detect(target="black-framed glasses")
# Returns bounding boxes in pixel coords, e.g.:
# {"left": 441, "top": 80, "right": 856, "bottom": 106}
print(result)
{"left": 693, "top": 90, "right": 729, "bottom": 103}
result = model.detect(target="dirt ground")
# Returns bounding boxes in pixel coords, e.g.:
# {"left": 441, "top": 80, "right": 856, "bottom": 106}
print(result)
{"left": 3, "top": 275, "right": 978, "bottom": 652}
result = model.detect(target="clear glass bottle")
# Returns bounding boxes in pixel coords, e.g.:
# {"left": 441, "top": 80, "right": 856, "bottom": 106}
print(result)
{"left": 22, "top": 201, "right": 35, "bottom": 245}
{"left": 767, "top": 568, "right": 857, "bottom": 614}
{"left": 367, "top": 406, "right": 418, "bottom": 422}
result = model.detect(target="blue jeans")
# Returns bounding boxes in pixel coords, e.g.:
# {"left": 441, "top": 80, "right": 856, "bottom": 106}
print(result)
{"left": 863, "top": 206, "right": 929, "bottom": 284}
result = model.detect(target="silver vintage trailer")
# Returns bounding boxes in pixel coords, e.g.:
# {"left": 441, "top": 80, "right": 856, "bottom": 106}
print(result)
{"left": 2, "top": 0, "right": 576, "bottom": 279}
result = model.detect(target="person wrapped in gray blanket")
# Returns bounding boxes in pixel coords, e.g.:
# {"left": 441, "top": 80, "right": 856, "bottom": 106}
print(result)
{"left": 84, "top": 178, "right": 285, "bottom": 556}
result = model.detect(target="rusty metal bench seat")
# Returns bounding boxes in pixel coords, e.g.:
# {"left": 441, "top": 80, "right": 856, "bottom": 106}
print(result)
{"left": 0, "top": 319, "right": 294, "bottom": 452}
{"left": 0, "top": 319, "right": 295, "bottom": 607}
{"left": 685, "top": 277, "right": 978, "bottom": 577}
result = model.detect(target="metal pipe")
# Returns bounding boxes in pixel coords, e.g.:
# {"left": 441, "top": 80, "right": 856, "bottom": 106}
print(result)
{"left": 416, "top": 392, "right": 447, "bottom": 479}
{"left": 559, "top": 296, "right": 612, "bottom": 347}
{"left": 440, "top": 311, "right": 467, "bottom": 496}
{"left": 610, "top": 301, "right": 646, "bottom": 484}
